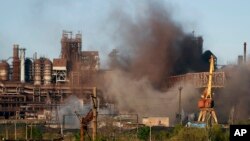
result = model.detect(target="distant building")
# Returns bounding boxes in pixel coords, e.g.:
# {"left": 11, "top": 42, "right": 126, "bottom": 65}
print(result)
{"left": 142, "top": 117, "right": 169, "bottom": 127}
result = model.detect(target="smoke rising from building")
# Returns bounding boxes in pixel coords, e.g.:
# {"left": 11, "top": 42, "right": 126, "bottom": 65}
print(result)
{"left": 217, "top": 63, "right": 250, "bottom": 122}
{"left": 101, "top": 70, "right": 199, "bottom": 123}
{"left": 108, "top": 1, "right": 209, "bottom": 88}
{"left": 59, "top": 95, "right": 92, "bottom": 128}
{"left": 100, "top": 1, "right": 210, "bottom": 122}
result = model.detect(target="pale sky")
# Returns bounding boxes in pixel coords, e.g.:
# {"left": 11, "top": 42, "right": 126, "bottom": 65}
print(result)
{"left": 0, "top": 0, "right": 250, "bottom": 66}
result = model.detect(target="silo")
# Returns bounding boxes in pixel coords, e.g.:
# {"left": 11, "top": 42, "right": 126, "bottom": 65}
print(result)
{"left": 34, "top": 59, "right": 41, "bottom": 85}
{"left": 0, "top": 61, "right": 10, "bottom": 81}
{"left": 44, "top": 59, "right": 52, "bottom": 85}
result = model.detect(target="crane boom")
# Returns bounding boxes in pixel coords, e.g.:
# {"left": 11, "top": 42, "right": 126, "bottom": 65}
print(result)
{"left": 197, "top": 55, "right": 218, "bottom": 126}
{"left": 206, "top": 55, "right": 214, "bottom": 98}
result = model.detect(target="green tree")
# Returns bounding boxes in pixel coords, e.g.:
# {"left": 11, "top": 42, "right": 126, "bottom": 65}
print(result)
{"left": 137, "top": 126, "right": 150, "bottom": 141}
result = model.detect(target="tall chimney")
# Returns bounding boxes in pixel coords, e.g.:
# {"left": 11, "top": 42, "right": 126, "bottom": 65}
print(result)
{"left": 20, "top": 48, "right": 26, "bottom": 83}
{"left": 12, "top": 44, "right": 20, "bottom": 81}
{"left": 244, "top": 42, "right": 247, "bottom": 63}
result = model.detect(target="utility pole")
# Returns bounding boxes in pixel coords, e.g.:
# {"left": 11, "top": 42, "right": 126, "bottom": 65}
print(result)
{"left": 92, "top": 87, "right": 97, "bottom": 141}
{"left": 30, "top": 124, "right": 33, "bottom": 140}
{"left": 149, "top": 122, "right": 152, "bottom": 141}
{"left": 26, "top": 122, "right": 28, "bottom": 140}
{"left": 14, "top": 120, "right": 16, "bottom": 140}
{"left": 5, "top": 121, "right": 8, "bottom": 140}
{"left": 178, "top": 86, "right": 183, "bottom": 125}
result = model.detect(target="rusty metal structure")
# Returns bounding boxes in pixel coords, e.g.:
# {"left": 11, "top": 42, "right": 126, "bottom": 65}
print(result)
{"left": 74, "top": 87, "right": 97, "bottom": 141}
{"left": 167, "top": 71, "right": 226, "bottom": 88}
{"left": 0, "top": 31, "right": 100, "bottom": 120}
{"left": 75, "top": 110, "right": 93, "bottom": 141}
{"left": 12, "top": 44, "right": 20, "bottom": 81}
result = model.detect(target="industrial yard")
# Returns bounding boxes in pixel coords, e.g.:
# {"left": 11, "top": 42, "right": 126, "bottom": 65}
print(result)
{"left": 1, "top": 1, "right": 250, "bottom": 141}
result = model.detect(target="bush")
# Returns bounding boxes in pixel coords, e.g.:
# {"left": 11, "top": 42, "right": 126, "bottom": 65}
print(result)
{"left": 137, "top": 126, "right": 150, "bottom": 141}
{"left": 155, "top": 131, "right": 171, "bottom": 141}
{"left": 175, "top": 128, "right": 208, "bottom": 141}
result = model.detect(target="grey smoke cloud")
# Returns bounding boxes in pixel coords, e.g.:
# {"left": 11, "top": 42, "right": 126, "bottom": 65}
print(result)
{"left": 217, "top": 63, "right": 250, "bottom": 122}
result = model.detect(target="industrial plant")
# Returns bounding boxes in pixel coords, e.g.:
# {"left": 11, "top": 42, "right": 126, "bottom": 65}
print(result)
{"left": 0, "top": 30, "right": 100, "bottom": 120}
{"left": 1, "top": 27, "right": 250, "bottom": 140}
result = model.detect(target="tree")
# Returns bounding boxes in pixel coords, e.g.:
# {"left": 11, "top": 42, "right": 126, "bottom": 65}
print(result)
{"left": 137, "top": 126, "right": 150, "bottom": 141}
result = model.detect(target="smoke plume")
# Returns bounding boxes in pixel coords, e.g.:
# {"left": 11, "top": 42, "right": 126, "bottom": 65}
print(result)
{"left": 108, "top": 2, "right": 208, "bottom": 88}
{"left": 101, "top": 70, "right": 199, "bottom": 124}
{"left": 217, "top": 63, "right": 250, "bottom": 122}
{"left": 59, "top": 95, "right": 91, "bottom": 128}
{"left": 99, "top": 1, "right": 210, "bottom": 123}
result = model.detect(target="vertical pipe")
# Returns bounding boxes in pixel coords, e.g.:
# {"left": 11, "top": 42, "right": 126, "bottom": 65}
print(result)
{"left": 244, "top": 42, "right": 247, "bottom": 63}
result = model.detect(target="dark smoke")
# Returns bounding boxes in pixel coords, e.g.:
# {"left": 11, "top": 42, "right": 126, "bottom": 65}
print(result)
{"left": 108, "top": 1, "right": 209, "bottom": 88}
{"left": 217, "top": 63, "right": 250, "bottom": 122}
{"left": 99, "top": 1, "right": 211, "bottom": 123}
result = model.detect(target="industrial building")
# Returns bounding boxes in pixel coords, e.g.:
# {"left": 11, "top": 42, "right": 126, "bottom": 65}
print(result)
{"left": 0, "top": 31, "right": 100, "bottom": 120}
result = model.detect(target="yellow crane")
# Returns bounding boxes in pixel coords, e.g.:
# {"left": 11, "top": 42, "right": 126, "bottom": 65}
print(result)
{"left": 197, "top": 55, "right": 218, "bottom": 125}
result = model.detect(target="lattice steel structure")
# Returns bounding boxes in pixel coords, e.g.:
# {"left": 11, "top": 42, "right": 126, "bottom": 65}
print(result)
{"left": 167, "top": 71, "right": 226, "bottom": 88}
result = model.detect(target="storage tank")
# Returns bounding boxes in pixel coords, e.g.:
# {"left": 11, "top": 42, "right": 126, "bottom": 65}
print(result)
{"left": 0, "top": 61, "right": 10, "bottom": 81}
{"left": 34, "top": 59, "right": 41, "bottom": 85}
{"left": 44, "top": 59, "right": 52, "bottom": 85}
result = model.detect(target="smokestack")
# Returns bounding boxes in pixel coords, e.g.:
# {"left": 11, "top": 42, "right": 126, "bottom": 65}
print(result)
{"left": 12, "top": 44, "right": 20, "bottom": 81}
{"left": 13, "top": 44, "right": 19, "bottom": 59}
{"left": 19, "top": 48, "right": 26, "bottom": 83}
{"left": 244, "top": 42, "right": 247, "bottom": 63}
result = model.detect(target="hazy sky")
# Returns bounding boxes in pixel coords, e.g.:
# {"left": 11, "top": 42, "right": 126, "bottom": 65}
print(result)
{"left": 0, "top": 0, "right": 250, "bottom": 65}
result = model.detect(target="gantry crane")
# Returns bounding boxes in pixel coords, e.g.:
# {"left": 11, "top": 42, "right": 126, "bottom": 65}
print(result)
{"left": 197, "top": 55, "right": 218, "bottom": 126}
{"left": 75, "top": 109, "right": 93, "bottom": 141}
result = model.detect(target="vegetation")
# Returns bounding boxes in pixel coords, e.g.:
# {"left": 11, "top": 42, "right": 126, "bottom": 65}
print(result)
{"left": 137, "top": 126, "right": 150, "bottom": 141}
{"left": 236, "top": 119, "right": 250, "bottom": 125}
{"left": 0, "top": 124, "right": 230, "bottom": 141}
